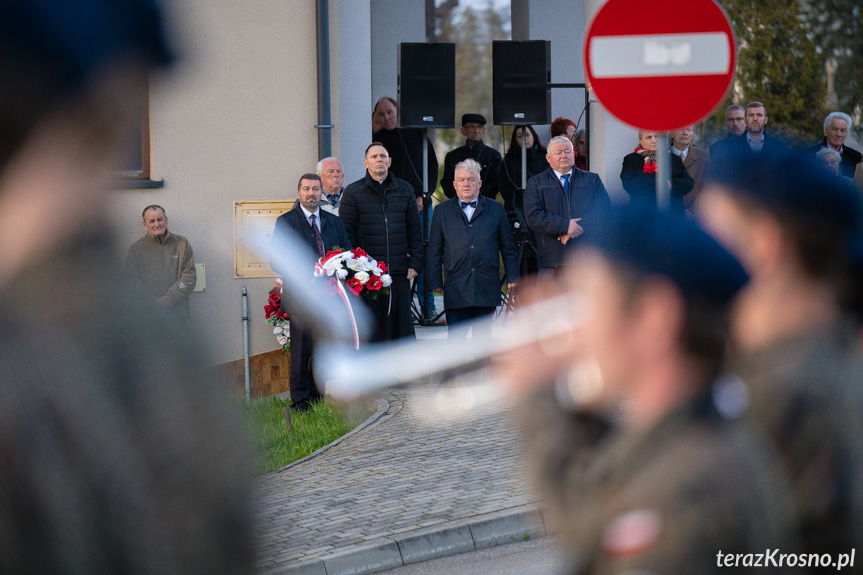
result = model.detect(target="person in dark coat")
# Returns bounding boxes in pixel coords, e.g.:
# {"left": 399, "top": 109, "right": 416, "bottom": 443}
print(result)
{"left": 270, "top": 173, "right": 351, "bottom": 412}
{"left": 710, "top": 101, "right": 789, "bottom": 175}
{"left": 620, "top": 131, "right": 693, "bottom": 215}
{"left": 440, "top": 113, "right": 502, "bottom": 201}
{"left": 803, "top": 111, "right": 862, "bottom": 179}
{"left": 372, "top": 96, "right": 437, "bottom": 213}
{"left": 524, "top": 136, "right": 611, "bottom": 273}
{"left": 428, "top": 159, "right": 519, "bottom": 340}
{"left": 340, "top": 143, "right": 424, "bottom": 342}
{"left": 499, "top": 125, "right": 549, "bottom": 216}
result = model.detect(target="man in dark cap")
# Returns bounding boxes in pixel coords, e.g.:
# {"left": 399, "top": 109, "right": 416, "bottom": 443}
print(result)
{"left": 0, "top": 1, "right": 254, "bottom": 573}
{"left": 699, "top": 152, "right": 863, "bottom": 561}
{"left": 503, "top": 207, "right": 796, "bottom": 574}
{"left": 440, "top": 113, "right": 502, "bottom": 201}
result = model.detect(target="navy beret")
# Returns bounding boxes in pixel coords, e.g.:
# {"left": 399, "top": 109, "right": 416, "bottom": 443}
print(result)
{"left": 706, "top": 150, "right": 861, "bottom": 235}
{"left": 2, "top": 0, "right": 172, "bottom": 95}
{"left": 581, "top": 207, "right": 749, "bottom": 309}
{"left": 462, "top": 113, "right": 487, "bottom": 126}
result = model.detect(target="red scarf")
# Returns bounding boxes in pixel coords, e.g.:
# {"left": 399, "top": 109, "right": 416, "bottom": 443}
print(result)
{"left": 635, "top": 146, "right": 657, "bottom": 174}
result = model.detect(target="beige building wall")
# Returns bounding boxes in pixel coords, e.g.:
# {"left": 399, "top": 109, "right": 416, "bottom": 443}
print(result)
{"left": 110, "top": 0, "right": 319, "bottom": 365}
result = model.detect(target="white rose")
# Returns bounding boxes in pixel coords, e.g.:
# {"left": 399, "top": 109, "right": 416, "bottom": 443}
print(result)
{"left": 354, "top": 271, "right": 370, "bottom": 284}
{"left": 273, "top": 326, "right": 283, "bottom": 335}
{"left": 336, "top": 268, "right": 348, "bottom": 280}
{"left": 381, "top": 274, "right": 392, "bottom": 287}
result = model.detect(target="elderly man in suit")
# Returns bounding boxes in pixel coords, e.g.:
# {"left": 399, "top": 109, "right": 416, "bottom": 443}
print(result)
{"left": 270, "top": 173, "right": 351, "bottom": 412}
{"left": 428, "top": 159, "right": 519, "bottom": 340}
{"left": 803, "top": 112, "right": 862, "bottom": 179}
{"left": 524, "top": 136, "right": 611, "bottom": 275}
{"left": 670, "top": 125, "right": 711, "bottom": 214}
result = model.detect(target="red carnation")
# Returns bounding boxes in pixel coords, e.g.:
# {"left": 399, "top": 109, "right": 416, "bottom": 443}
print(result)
{"left": 366, "top": 275, "right": 383, "bottom": 291}
{"left": 324, "top": 249, "right": 343, "bottom": 263}
{"left": 352, "top": 247, "right": 368, "bottom": 259}
{"left": 346, "top": 277, "right": 363, "bottom": 296}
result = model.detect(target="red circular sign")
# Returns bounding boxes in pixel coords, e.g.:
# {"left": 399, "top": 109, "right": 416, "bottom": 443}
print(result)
{"left": 584, "top": 0, "right": 736, "bottom": 132}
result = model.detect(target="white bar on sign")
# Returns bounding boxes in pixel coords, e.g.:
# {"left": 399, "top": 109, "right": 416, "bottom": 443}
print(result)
{"left": 590, "top": 32, "right": 730, "bottom": 78}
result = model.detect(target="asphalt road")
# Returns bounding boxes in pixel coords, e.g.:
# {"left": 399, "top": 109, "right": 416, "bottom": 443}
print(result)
{"left": 378, "top": 537, "right": 572, "bottom": 575}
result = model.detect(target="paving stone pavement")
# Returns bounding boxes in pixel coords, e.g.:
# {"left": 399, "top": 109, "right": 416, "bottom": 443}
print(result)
{"left": 252, "top": 333, "right": 544, "bottom": 574}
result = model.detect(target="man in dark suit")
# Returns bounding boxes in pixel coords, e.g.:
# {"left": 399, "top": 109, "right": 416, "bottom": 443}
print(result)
{"left": 803, "top": 112, "right": 862, "bottom": 179}
{"left": 428, "top": 159, "right": 519, "bottom": 340}
{"left": 711, "top": 102, "right": 788, "bottom": 174}
{"left": 270, "top": 173, "right": 351, "bottom": 412}
{"left": 440, "top": 113, "right": 502, "bottom": 201}
{"left": 524, "top": 136, "right": 611, "bottom": 274}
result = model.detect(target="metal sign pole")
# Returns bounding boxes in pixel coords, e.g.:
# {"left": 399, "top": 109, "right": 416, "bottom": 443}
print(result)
{"left": 656, "top": 133, "right": 671, "bottom": 211}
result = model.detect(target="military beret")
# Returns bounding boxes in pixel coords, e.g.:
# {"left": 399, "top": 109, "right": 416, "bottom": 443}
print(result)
{"left": 581, "top": 207, "right": 749, "bottom": 309}
{"left": 706, "top": 150, "right": 861, "bottom": 235}
{"left": 462, "top": 113, "right": 487, "bottom": 126}
{"left": 2, "top": 0, "right": 172, "bottom": 95}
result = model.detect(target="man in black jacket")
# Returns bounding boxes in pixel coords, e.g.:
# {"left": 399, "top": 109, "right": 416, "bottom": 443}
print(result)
{"left": 440, "top": 114, "right": 502, "bottom": 201}
{"left": 428, "top": 159, "right": 519, "bottom": 340}
{"left": 710, "top": 102, "right": 788, "bottom": 174}
{"left": 270, "top": 173, "right": 352, "bottom": 412}
{"left": 340, "top": 143, "right": 424, "bottom": 342}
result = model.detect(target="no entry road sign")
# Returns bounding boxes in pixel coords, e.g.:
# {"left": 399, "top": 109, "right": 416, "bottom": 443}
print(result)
{"left": 584, "top": 0, "right": 736, "bottom": 131}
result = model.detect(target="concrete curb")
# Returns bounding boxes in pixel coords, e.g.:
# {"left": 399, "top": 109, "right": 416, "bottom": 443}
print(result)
{"left": 273, "top": 505, "right": 548, "bottom": 575}
{"left": 262, "top": 394, "right": 398, "bottom": 477}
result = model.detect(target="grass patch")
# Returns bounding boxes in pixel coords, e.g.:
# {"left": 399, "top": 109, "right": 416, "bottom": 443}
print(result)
{"left": 246, "top": 396, "right": 374, "bottom": 475}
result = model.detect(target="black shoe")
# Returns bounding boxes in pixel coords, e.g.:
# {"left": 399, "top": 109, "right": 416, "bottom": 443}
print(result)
{"left": 290, "top": 401, "right": 312, "bottom": 413}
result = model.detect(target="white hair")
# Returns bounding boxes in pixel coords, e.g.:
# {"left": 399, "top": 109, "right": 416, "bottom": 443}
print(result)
{"left": 454, "top": 158, "right": 482, "bottom": 180}
{"left": 547, "top": 135, "right": 573, "bottom": 149}
{"left": 816, "top": 147, "right": 841, "bottom": 163}
{"left": 824, "top": 112, "right": 853, "bottom": 133}
{"left": 316, "top": 157, "right": 342, "bottom": 175}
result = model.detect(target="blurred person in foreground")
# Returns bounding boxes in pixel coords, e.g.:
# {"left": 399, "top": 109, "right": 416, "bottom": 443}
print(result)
{"left": 0, "top": 1, "right": 254, "bottom": 574}
{"left": 699, "top": 151, "right": 863, "bottom": 561}
{"left": 502, "top": 207, "right": 796, "bottom": 573}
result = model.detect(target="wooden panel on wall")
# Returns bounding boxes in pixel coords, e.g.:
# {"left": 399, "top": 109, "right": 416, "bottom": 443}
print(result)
{"left": 213, "top": 348, "right": 290, "bottom": 400}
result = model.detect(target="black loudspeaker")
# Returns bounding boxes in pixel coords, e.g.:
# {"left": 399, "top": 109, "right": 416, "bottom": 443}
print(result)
{"left": 492, "top": 40, "right": 551, "bottom": 125}
{"left": 398, "top": 43, "right": 456, "bottom": 129}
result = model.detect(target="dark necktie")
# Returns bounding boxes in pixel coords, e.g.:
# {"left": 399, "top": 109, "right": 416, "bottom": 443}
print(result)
{"left": 561, "top": 173, "right": 571, "bottom": 195}
{"left": 460, "top": 200, "right": 477, "bottom": 209}
{"left": 310, "top": 214, "right": 324, "bottom": 257}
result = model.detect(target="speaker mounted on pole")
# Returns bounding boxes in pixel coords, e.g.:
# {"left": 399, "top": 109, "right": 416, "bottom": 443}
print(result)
{"left": 398, "top": 43, "right": 456, "bottom": 129}
{"left": 492, "top": 40, "right": 551, "bottom": 125}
